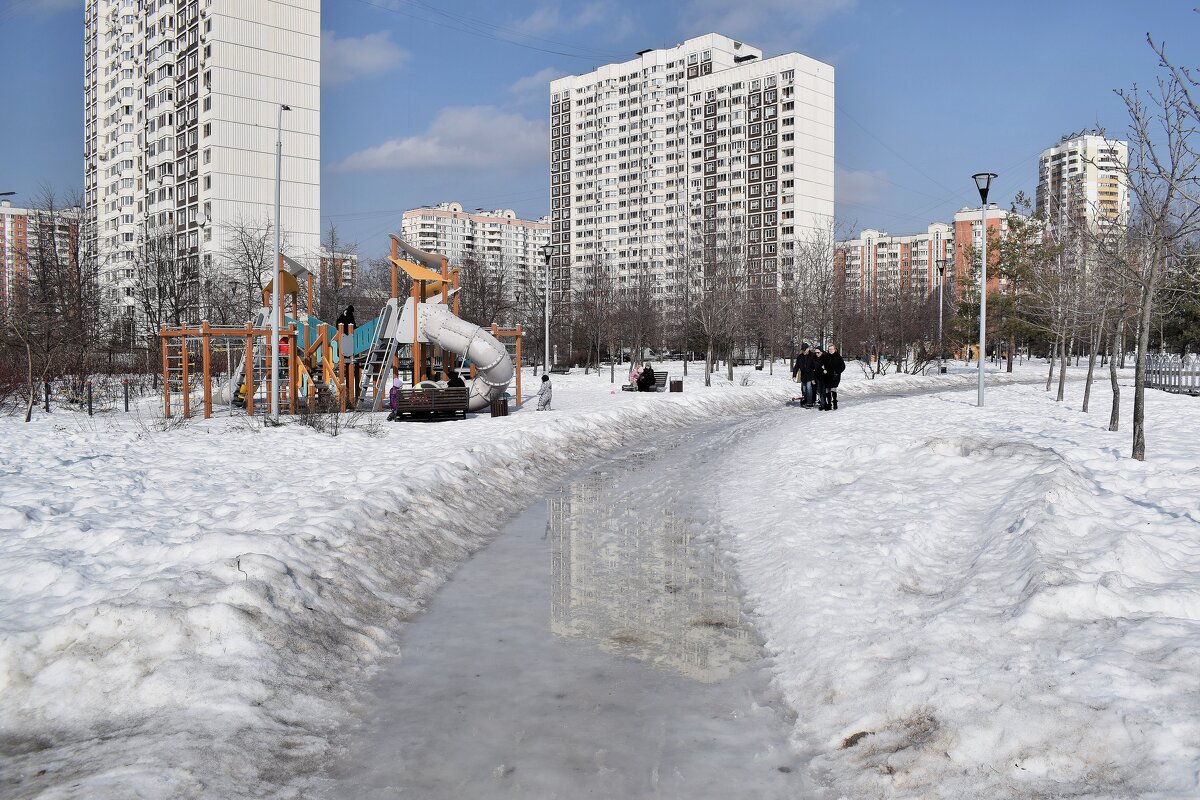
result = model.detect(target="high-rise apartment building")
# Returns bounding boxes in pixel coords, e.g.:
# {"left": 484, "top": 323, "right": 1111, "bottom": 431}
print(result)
{"left": 1036, "top": 131, "right": 1129, "bottom": 234}
{"left": 0, "top": 200, "right": 82, "bottom": 316}
{"left": 953, "top": 204, "right": 1010, "bottom": 296}
{"left": 548, "top": 34, "right": 834, "bottom": 307}
{"left": 84, "top": 0, "right": 320, "bottom": 330}
{"left": 835, "top": 223, "right": 954, "bottom": 304}
{"left": 400, "top": 202, "right": 551, "bottom": 279}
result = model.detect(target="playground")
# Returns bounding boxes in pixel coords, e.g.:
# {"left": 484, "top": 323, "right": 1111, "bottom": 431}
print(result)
{"left": 156, "top": 235, "right": 524, "bottom": 420}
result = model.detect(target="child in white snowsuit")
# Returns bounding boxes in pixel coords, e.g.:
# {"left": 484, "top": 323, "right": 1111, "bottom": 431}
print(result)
{"left": 536, "top": 374, "right": 552, "bottom": 411}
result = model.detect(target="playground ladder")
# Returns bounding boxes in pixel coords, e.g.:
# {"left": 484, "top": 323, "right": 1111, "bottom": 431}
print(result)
{"left": 356, "top": 298, "right": 401, "bottom": 412}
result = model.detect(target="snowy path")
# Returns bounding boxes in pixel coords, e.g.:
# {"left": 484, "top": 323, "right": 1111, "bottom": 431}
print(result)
{"left": 306, "top": 414, "right": 804, "bottom": 798}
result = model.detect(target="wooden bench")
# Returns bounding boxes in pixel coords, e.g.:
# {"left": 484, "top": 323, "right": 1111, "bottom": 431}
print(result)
{"left": 622, "top": 370, "right": 669, "bottom": 392}
{"left": 389, "top": 387, "right": 469, "bottom": 420}
{"left": 549, "top": 365, "right": 571, "bottom": 375}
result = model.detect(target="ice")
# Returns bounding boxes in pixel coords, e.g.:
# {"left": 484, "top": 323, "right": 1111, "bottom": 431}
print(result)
{"left": 308, "top": 418, "right": 803, "bottom": 799}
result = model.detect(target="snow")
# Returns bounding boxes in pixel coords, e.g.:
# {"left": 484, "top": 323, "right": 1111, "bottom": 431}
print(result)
{"left": 719, "top": 374, "right": 1200, "bottom": 798}
{"left": 2, "top": 357, "right": 1197, "bottom": 798}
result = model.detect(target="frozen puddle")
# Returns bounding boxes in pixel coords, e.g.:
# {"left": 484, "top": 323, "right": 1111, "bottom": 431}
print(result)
{"left": 312, "top": 417, "right": 802, "bottom": 798}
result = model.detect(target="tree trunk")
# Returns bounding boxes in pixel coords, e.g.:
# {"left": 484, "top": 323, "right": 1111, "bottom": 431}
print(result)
{"left": 24, "top": 341, "right": 35, "bottom": 423}
{"left": 705, "top": 340, "right": 713, "bottom": 387}
{"left": 1007, "top": 334, "right": 1014, "bottom": 373}
{"left": 726, "top": 342, "right": 734, "bottom": 383}
{"left": 1083, "top": 317, "right": 1102, "bottom": 414}
{"left": 1108, "top": 317, "right": 1122, "bottom": 432}
{"left": 1056, "top": 328, "right": 1068, "bottom": 402}
{"left": 1045, "top": 342, "right": 1055, "bottom": 392}
{"left": 1133, "top": 279, "right": 1156, "bottom": 461}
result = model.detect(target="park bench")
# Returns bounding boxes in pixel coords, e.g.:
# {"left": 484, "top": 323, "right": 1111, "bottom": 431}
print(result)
{"left": 390, "top": 386, "right": 469, "bottom": 420}
{"left": 622, "top": 370, "right": 669, "bottom": 392}
{"left": 550, "top": 365, "right": 571, "bottom": 375}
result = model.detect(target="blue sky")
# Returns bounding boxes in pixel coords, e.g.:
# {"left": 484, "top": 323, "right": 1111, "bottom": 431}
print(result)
{"left": 1, "top": 0, "right": 1195, "bottom": 257}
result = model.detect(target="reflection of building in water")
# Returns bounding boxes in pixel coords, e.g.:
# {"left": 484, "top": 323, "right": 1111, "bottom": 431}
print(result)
{"left": 549, "top": 467, "right": 758, "bottom": 683}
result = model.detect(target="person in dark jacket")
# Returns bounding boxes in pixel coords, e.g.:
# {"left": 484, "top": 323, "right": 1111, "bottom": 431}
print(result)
{"left": 637, "top": 362, "right": 657, "bottom": 392}
{"left": 791, "top": 344, "right": 819, "bottom": 407}
{"left": 335, "top": 305, "right": 356, "bottom": 332}
{"left": 444, "top": 367, "right": 466, "bottom": 389}
{"left": 813, "top": 347, "right": 829, "bottom": 410}
{"left": 821, "top": 343, "right": 847, "bottom": 409}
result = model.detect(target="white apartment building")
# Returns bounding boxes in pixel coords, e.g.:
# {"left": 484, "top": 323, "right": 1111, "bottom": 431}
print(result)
{"left": 548, "top": 34, "right": 834, "bottom": 306}
{"left": 84, "top": 0, "right": 320, "bottom": 331}
{"left": 836, "top": 223, "right": 954, "bottom": 304}
{"left": 1036, "top": 131, "right": 1129, "bottom": 234}
{"left": 400, "top": 202, "right": 551, "bottom": 281}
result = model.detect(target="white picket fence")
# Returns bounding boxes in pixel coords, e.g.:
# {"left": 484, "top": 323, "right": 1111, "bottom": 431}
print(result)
{"left": 1145, "top": 354, "right": 1200, "bottom": 395}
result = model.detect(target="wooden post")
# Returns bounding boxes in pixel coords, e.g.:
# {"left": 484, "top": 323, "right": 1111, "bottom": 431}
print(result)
{"left": 161, "top": 330, "right": 171, "bottom": 418}
{"left": 201, "top": 321, "right": 212, "bottom": 419}
{"left": 288, "top": 325, "right": 298, "bottom": 415}
{"left": 306, "top": 275, "right": 314, "bottom": 316}
{"left": 180, "top": 335, "right": 191, "bottom": 418}
{"left": 244, "top": 325, "right": 255, "bottom": 417}
{"left": 347, "top": 323, "right": 357, "bottom": 407}
{"left": 390, "top": 237, "right": 399, "bottom": 300}
{"left": 412, "top": 282, "right": 422, "bottom": 385}
{"left": 515, "top": 325, "right": 523, "bottom": 407}
{"left": 338, "top": 328, "right": 347, "bottom": 412}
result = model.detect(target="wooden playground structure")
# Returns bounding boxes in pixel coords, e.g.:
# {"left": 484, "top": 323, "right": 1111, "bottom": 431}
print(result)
{"left": 159, "top": 240, "right": 523, "bottom": 419}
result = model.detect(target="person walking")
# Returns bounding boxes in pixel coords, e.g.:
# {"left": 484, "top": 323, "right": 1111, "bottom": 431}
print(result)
{"left": 793, "top": 345, "right": 818, "bottom": 407}
{"left": 813, "top": 347, "right": 830, "bottom": 410}
{"left": 822, "top": 343, "right": 846, "bottom": 410}
{"left": 536, "top": 373, "right": 553, "bottom": 411}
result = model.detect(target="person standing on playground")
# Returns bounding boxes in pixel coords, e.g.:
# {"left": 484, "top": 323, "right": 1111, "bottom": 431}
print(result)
{"left": 335, "top": 304, "right": 356, "bottom": 334}
{"left": 536, "top": 373, "right": 553, "bottom": 411}
{"left": 822, "top": 343, "right": 846, "bottom": 410}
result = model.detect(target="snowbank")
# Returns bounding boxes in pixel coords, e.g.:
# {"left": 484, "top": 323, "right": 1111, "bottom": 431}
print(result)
{"left": 1, "top": 359, "right": 1035, "bottom": 798}
{"left": 720, "top": 377, "right": 1200, "bottom": 798}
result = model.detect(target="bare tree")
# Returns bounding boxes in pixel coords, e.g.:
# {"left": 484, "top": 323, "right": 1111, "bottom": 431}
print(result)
{"left": 1, "top": 189, "right": 98, "bottom": 420}
{"left": 1110, "top": 29, "right": 1200, "bottom": 459}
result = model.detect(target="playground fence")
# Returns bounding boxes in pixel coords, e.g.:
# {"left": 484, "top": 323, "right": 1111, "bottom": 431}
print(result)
{"left": 1145, "top": 354, "right": 1200, "bottom": 395}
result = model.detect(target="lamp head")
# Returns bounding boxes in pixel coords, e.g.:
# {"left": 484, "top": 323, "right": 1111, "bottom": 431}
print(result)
{"left": 540, "top": 242, "right": 553, "bottom": 263}
{"left": 972, "top": 172, "right": 997, "bottom": 204}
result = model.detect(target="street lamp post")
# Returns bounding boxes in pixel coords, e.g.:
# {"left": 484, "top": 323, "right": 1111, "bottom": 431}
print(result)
{"left": 971, "top": 172, "right": 997, "bottom": 407}
{"left": 936, "top": 258, "right": 947, "bottom": 375}
{"left": 270, "top": 104, "right": 291, "bottom": 420}
{"left": 540, "top": 242, "right": 552, "bottom": 372}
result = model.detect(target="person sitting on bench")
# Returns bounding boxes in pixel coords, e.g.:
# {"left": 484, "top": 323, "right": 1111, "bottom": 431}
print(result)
{"left": 637, "top": 362, "right": 657, "bottom": 392}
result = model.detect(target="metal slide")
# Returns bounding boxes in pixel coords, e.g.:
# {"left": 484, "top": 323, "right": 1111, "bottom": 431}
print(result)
{"left": 398, "top": 299, "right": 513, "bottom": 412}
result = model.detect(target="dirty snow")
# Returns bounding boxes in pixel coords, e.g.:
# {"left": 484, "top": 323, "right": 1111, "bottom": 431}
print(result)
{"left": 4, "top": 358, "right": 1196, "bottom": 798}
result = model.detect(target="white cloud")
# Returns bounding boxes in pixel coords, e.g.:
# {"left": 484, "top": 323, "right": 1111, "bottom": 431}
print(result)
{"left": 336, "top": 106, "right": 548, "bottom": 173}
{"left": 509, "top": 67, "right": 568, "bottom": 98}
{"left": 679, "top": 0, "right": 855, "bottom": 48}
{"left": 515, "top": 1, "right": 633, "bottom": 39}
{"left": 321, "top": 30, "right": 409, "bottom": 87}
{"left": 836, "top": 167, "right": 889, "bottom": 206}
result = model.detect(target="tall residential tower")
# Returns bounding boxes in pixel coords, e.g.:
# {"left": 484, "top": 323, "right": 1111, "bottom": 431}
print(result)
{"left": 548, "top": 34, "right": 834, "bottom": 308}
{"left": 84, "top": 0, "right": 320, "bottom": 330}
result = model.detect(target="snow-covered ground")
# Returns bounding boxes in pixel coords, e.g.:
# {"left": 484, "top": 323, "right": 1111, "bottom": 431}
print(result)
{"left": 3, "top": 357, "right": 1194, "bottom": 798}
{"left": 720, "top": 373, "right": 1200, "bottom": 798}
